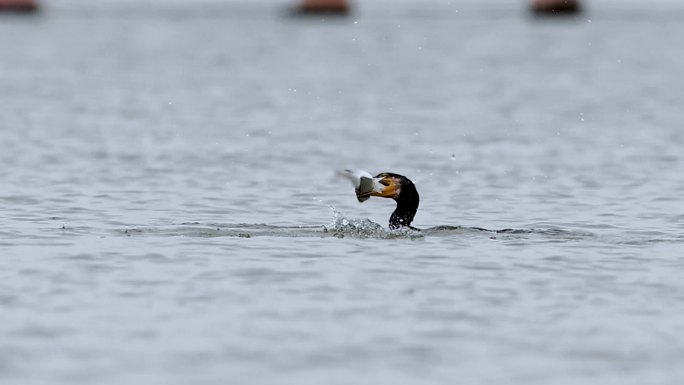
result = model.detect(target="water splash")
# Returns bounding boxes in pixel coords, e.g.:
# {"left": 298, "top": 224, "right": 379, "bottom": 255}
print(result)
{"left": 322, "top": 206, "right": 423, "bottom": 239}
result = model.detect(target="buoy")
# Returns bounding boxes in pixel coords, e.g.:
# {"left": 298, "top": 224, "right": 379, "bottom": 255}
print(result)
{"left": 0, "top": 0, "right": 38, "bottom": 12}
{"left": 295, "top": 0, "right": 350, "bottom": 15}
{"left": 530, "top": 0, "right": 581, "bottom": 15}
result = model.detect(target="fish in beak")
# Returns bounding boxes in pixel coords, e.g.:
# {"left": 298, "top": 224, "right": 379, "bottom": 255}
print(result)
{"left": 367, "top": 173, "right": 401, "bottom": 199}
{"left": 339, "top": 170, "right": 401, "bottom": 202}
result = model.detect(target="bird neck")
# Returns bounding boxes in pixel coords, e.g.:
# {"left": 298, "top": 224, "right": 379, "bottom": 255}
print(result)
{"left": 389, "top": 184, "right": 419, "bottom": 230}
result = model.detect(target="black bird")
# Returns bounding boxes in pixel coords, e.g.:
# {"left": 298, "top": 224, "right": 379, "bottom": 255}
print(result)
{"left": 340, "top": 170, "right": 555, "bottom": 236}
{"left": 341, "top": 170, "right": 420, "bottom": 230}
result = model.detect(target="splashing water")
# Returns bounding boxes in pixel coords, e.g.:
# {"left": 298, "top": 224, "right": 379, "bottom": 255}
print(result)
{"left": 322, "top": 206, "right": 423, "bottom": 239}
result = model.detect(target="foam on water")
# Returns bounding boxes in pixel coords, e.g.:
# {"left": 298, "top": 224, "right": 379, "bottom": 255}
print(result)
{"left": 322, "top": 206, "right": 424, "bottom": 239}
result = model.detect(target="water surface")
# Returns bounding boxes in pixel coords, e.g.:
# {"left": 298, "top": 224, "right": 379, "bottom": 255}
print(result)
{"left": 2, "top": 1, "right": 684, "bottom": 384}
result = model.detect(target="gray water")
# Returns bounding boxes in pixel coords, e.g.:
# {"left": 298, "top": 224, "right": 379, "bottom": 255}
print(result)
{"left": 2, "top": 1, "right": 684, "bottom": 384}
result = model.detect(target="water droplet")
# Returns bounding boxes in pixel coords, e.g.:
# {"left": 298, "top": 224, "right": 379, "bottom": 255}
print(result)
{"left": 451, "top": 154, "right": 456, "bottom": 160}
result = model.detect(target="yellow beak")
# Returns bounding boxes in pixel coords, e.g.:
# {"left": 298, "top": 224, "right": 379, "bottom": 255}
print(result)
{"left": 368, "top": 174, "right": 400, "bottom": 199}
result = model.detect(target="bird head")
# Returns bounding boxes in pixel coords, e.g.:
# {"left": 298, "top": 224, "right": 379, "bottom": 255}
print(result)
{"left": 364, "top": 172, "right": 403, "bottom": 200}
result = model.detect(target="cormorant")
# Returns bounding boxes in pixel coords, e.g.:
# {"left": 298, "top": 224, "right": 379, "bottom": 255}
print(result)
{"left": 340, "top": 170, "right": 420, "bottom": 230}
{"left": 340, "top": 170, "right": 565, "bottom": 237}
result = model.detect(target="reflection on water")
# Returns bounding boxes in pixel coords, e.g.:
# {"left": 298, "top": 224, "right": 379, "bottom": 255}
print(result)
{"left": 2, "top": 1, "right": 684, "bottom": 384}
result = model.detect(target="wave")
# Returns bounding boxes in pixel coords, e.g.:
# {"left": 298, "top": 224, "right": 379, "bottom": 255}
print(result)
{"left": 114, "top": 207, "right": 600, "bottom": 242}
